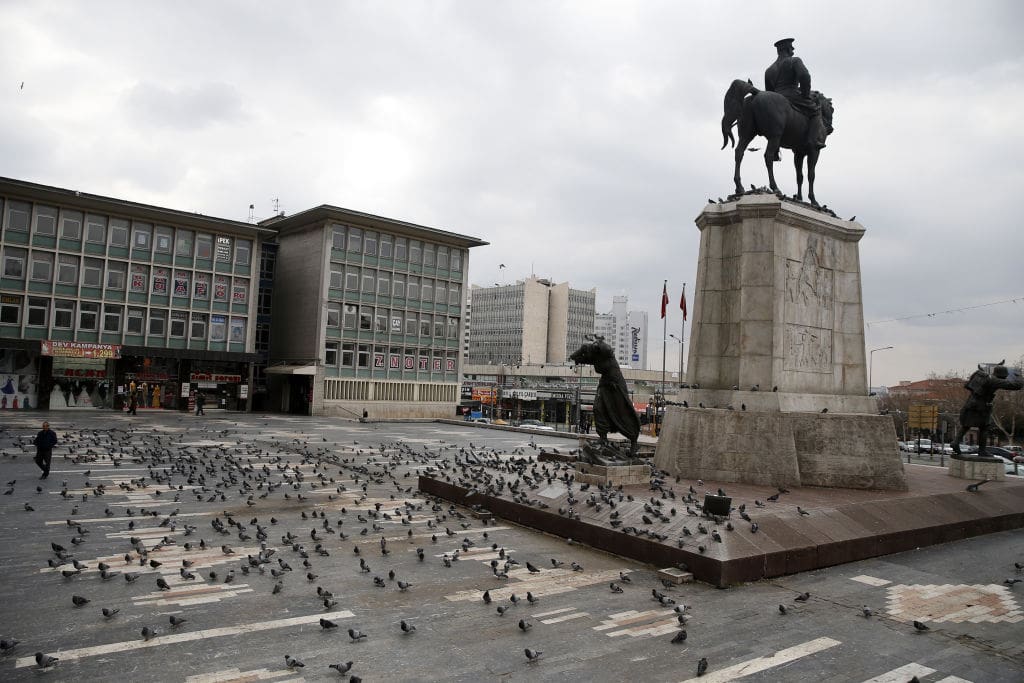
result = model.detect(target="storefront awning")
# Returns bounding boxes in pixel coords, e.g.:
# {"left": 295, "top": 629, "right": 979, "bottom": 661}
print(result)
{"left": 264, "top": 364, "right": 317, "bottom": 375}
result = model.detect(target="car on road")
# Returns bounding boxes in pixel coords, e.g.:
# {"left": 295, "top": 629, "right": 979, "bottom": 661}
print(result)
{"left": 992, "top": 455, "right": 1022, "bottom": 475}
{"left": 471, "top": 417, "right": 491, "bottom": 424}
{"left": 518, "top": 419, "right": 555, "bottom": 431}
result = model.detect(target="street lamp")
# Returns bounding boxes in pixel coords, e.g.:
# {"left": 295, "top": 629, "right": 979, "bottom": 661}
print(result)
{"left": 669, "top": 334, "right": 684, "bottom": 384}
{"left": 869, "top": 346, "right": 894, "bottom": 396}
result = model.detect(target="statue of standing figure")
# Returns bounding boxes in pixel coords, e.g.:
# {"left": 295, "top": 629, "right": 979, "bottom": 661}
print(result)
{"left": 570, "top": 335, "right": 641, "bottom": 463}
{"left": 952, "top": 361, "right": 1023, "bottom": 458}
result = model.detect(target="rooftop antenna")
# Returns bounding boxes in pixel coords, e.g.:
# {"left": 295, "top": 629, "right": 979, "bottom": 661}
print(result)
{"left": 271, "top": 197, "right": 282, "bottom": 216}
{"left": 247, "top": 204, "right": 255, "bottom": 223}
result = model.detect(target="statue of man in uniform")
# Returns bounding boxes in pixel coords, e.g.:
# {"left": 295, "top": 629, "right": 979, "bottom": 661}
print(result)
{"left": 765, "top": 38, "right": 827, "bottom": 150}
{"left": 952, "top": 362, "right": 1023, "bottom": 457}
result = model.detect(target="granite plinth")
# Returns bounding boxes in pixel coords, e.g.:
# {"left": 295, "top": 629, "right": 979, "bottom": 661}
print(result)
{"left": 575, "top": 462, "right": 651, "bottom": 486}
{"left": 654, "top": 405, "right": 908, "bottom": 491}
{"left": 948, "top": 456, "right": 1006, "bottom": 481}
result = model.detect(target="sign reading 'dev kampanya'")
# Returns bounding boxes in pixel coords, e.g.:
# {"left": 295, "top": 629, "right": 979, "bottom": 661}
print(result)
{"left": 41, "top": 340, "right": 122, "bottom": 359}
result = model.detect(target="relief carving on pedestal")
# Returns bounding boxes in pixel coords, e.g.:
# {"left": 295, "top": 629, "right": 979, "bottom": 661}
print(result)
{"left": 785, "top": 237, "right": 835, "bottom": 373}
{"left": 784, "top": 324, "right": 832, "bottom": 372}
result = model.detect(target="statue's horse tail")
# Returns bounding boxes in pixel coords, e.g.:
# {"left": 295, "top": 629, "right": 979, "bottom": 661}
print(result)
{"left": 721, "top": 79, "right": 757, "bottom": 150}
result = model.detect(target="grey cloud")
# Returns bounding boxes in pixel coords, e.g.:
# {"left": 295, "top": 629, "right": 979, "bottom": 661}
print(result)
{"left": 123, "top": 81, "right": 245, "bottom": 130}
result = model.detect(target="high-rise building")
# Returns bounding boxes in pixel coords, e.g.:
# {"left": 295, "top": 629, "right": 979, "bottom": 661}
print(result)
{"left": 594, "top": 295, "right": 649, "bottom": 369}
{"left": 467, "top": 276, "right": 595, "bottom": 366}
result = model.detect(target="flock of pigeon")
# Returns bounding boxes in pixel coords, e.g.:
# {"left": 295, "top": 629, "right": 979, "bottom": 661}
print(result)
{"left": 0, "top": 418, "right": 1020, "bottom": 679}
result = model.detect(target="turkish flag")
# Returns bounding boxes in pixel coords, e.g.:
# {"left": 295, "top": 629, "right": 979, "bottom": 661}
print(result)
{"left": 660, "top": 282, "right": 669, "bottom": 319}
{"left": 680, "top": 284, "right": 687, "bottom": 321}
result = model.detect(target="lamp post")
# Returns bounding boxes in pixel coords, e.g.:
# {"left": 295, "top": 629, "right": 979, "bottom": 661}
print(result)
{"left": 669, "top": 334, "right": 684, "bottom": 385}
{"left": 868, "top": 346, "right": 894, "bottom": 396}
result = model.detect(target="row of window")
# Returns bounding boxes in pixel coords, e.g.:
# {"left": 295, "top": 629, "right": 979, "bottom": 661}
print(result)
{"left": 326, "top": 303, "right": 460, "bottom": 338}
{"left": 324, "top": 341, "right": 459, "bottom": 372}
{"left": 331, "top": 223, "right": 462, "bottom": 271}
{"left": 0, "top": 295, "right": 246, "bottom": 342}
{"left": 2, "top": 199, "right": 252, "bottom": 265}
{"left": 328, "top": 265, "right": 461, "bottom": 305}
{"left": 1, "top": 248, "right": 249, "bottom": 303}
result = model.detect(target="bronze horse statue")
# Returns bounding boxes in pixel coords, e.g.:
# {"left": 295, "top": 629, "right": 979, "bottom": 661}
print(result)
{"left": 721, "top": 79, "right": 834, "bottom": 206}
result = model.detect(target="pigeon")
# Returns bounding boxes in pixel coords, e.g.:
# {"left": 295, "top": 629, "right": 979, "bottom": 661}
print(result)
{"left": 619, "top": 572, "right": 631, "bottom": 583}
{"left": 285, "top": 654, "right": 305, "bottom": 668}
{"left": 156, "top": 577, "right": 171, "bottom": 591}
{"left": 0, "top": 638, "right": 19, "bottom": 653}
{"left": 966, "top": 480, "right": 991, "bottom": 492}
{"left": 482, "top": 590, "right": 491, "bottom": 604}
{"left": 778, "top": 604, "right": 788, "bottom": 614}
{"left": 697, "top": 657, "right": 708, "bottom": 676}
{"left": 671, "top": 630, "right": 688, "bottom": 643}
{"left": 320, "top": 617, "right": 339, "bottom": 629}
{"left": 570, "top": 561, "right": 584, "bottom": 572}
{"left": 525, "top": 648, "right": 543, "bottom": 663}
{"left": 329, "top": 661, "right": 354, "bottom": 675}
{"left": 518, "top": 618, "right": 532, "bottom": 631}
{"left": 169, "top": 615, "right": 187, "bottom": 627}
{"left": 400, "top": 619, "right": 416, "bottom": 634}
{"left": 72, "top": 594, "right": 90, "bottom": 607}
{"left": 348, "top": 628, "right": 367, "bottom": 642}
{"left": 35, "top": 652, "right": 59, "bottom": 668}
{"left": 1003, "top": 578, "right": 1022, "bottom": 587}
{"left": 795, "top": 592, "right": 810, "bottom": 602}
{"left": 141, "top": 626, "right": 157, "bottom": 640}
{"left": 610, "top": 582, "right": 624, "bottom": 593}
{"left": 913, "top": 620, "right": 929, "bottom": 632}
{"left": 796, "top": 507, "right": 810, "bottom": 516}
{"left": 526, "top": 562, "right": 541, "bottom": 573}
{"left": 527, "top": 591, "right": 539, "bottom": 604}
{"left": 861, "top": 605, "right": 872, "bottom": 618}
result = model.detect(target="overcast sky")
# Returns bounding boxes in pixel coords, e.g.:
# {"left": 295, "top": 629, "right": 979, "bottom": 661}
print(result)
{"left": 2, "top": 0, "right": 1022, "bottom": 386}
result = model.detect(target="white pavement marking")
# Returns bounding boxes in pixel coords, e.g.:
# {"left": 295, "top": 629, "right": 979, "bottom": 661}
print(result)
{"left": 533, "top": 607, "right": 575, "bottom": 618}
{"left": 13, "top": 610, "right": 355, "bottom": 668}
{"left": 851, "top": 575, "right": 892, "bottom": 587}
{"left": 860, "top": 663, "right": 936, "bottom": 682}
{"left": 185, "top": 667, "right": 302, "bottom": 682}
{"left": 540, "top": 612, "right": 589, "bottom": 624}
{"left": 678, "top": 637, "right": 841, "bottom": 683}
{"left": 935, "top": 676, "right": 974, "bottom": 683}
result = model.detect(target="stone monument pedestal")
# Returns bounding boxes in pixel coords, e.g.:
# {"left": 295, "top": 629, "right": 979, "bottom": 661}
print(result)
{"left": 948, "top": 455, "right": 1006, "bottom": 481}
{"left": 574, "top": 462, "right": 650, "bottom": 487}
{"left": 655, "top": 194, "right": 907, "bottom": 491}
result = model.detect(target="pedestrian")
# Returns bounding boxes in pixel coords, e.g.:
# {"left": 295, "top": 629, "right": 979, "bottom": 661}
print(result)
{"left": 128, "top": 390, "right": 137, "bottom": 415}
{"left": 32, "top": 421, "right": 58, "bottom": 479}
{"left": 195, "top": 390, "right": 205, "bottom": 416}
{"left": 361, "top": 408, "right": 369, "bottom": 423}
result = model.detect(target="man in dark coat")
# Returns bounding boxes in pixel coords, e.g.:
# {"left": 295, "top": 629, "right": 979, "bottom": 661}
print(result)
{"left": 952, "top": 363, "right": 1023, "bottom": 457}
{"left": 765, "top": 38, "right": 826, "bottom": 149}
{"left": 33, "top": 421, "right": 58, "bottom": 479}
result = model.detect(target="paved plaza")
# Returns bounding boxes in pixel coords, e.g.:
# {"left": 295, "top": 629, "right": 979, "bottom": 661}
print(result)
{"left": 1, "top": 412, "right": 1022, "bottom": 682}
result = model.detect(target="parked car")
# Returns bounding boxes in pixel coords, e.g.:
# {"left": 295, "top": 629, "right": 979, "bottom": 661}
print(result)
{"left": 471, "top": 417, "right": 491, "bottom": 424}
{"left": 992, "top": 455, "right": 1021, "bottom": 475}
{"left": 985, "top": 446, "right": 1016, "bottom": 460}
{"left": 911, "top": 439, "right": 932, "bottom": 453}
{"left": 518, "top": 419, "right": 555, "bottom": 431}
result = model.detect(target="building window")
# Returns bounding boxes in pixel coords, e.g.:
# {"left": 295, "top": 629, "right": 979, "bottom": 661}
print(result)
{"left": 379, "top": 234, "right": 393, "bottom": 259}
{"left": 149, "top": 309, "right": 166, "bottom": 336}
{"left": 409, "top": 240, "right": 422, "bottom": 264}
{"left": 209, "top": 314, "right": 227, "bottom": 342}
{"left": 451, "top": 249, "right": 462, "bottom": 272}
{"left": 347, "top": 227, "right": 362, "bottom": 252}
{"left": 435, "top": 281, "right": 447, "bottom": 304}
{"left": 421, "top": 279, "right": 433, "bottom": 303}
{"left": 437, "top": 246, "right": 449, "bottom": 269}
{"left": 35, "top": 206, "right": 58, "bottom": 236}
{"left": 357, "top": 344, "right": 370, "bottom": 368}
{"left": 84, "top": 215, "right": 106, "bottom": 243}
{"left": 343, "top": 304, "right": 357, "bottom": 330}
{"left": 361, "top": 268, "right": 375, "bottom": 293}
{"left": 330, "top": 265, "right": 343, "bottom": 289}
{"left": 449, "top": 283, "right": 460, "bottom": 306}
{"left": 61, "top": 210, "right": 83, "bottom": 239}
{"left": 420, "top": 314, "right": 432, "bottom": 337}
{"left": 423, "top": 244, "right": 435, "bottom": 267}
{"left": 229, "top": 317, "right": 245, "bottom": 343}
{"left": 341, "top": 342, "right": 354, "bottom": 367}
{"left": 232, "top": 279, "right": 248, "bottom": 304}
{"left": 2, "top": 247, "right": 26, "bottom": 278}
{"left": 215, "top": 236, "right": 232, "bottom": 262}
{"left": 194, "top": 273, "right": 209, "bottom": 299}
{"left": 126, "top": 308, "right": 145, "bottom": 335}
{"left": 78, "top": 302, "right": 98, "bottom": 330}
{"left": 235, "top": 239, "right": 251, "bottom": 266}
{"left": 327, "top": 302, "right": 341, "bottom": 327}
{"left": 345, "top": 268, "right": 359, "bottom": 291}
{"left": 53, "top": 300, "right": 74, "bottom": 329}
{"left": 82, "top": 258, "right": 103, "bottom": 287}
{"left": 173, "top": 271, "right": 189, "bottom": 297}
{"left": 106, "top": 261, "right": 127, "bottom": 290}
{"left": 30, "top": 252, "right": 53, "bottom": 282}
{"left": 57, "top": 255, "right": 79, "bottom": 285}
{"left": 375, "top": 309, "right": 388, "bottom": 333}
{"left": 331, "top": 224, "right": 346, "bottom": 249}
{"left": 176, "top": 229, "right": 193, "bottom": 256}
{"left": 5, "top": 201, "right": 29, "bottom": 231}
{"left": 170, "top": 311, "right": 187, "bottom": 337}
{"left": 325, "top": 342, "right": 339, "bottom": 366}
{"left": 407, "top": 276, "right": 419, "bottom": 301}
{"left": 377, "top": 272, "right": 390, "bottom": 296}
{"left": 448, "top": 317, "right": 459, "bottom": 338}
{"left": 132, "top": 223, "right": 152, "bottom": 250}
{"left": 257, "top": 288, "right": 271, "bottom": 315}
{"left": 405, "top": 312, "right": 417, "bottom": 335}
{"left": 392, "top": 273, "right": 405, "bottom": 298}
{"left": 103, "top": 305, "right": 122, "bottom": 333}
{"left": 0, "top": 296, "right": 21, "bottom": 324}
{"left": 196, "top": 233, "right": 213, "bottom": 259}
{"left": 152, "top": 268, "right": 169, "bottom": 295}
{"left": 359, "top": 307, "right": 373, "bottom": 331}
{"left": 154, "top": 226, "right": 173, "bottom": 253}
{"left": 364, "top": 231, "right": 377, "bottom": 256}
{"left": 130, "top": 264, "right": 148, "bottom": 293}
{"left": 190, "top": 313, "right": 207, "bottom": 340}
{"left": 27, "top": 297, "right": 48, "bottom": 326}
{"left": 108, "top": 219, "right": 129, "bottom": 247}
{"left": 395, "top": 237, "right": 407, "bottom": 261}
{"left": 434, "top": 316, "right": 445, "bottom": 337}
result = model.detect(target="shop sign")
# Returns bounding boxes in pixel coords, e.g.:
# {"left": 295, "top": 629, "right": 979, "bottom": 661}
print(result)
{"left": 189, "top": 373, "right": 242, "bottom": 383}
{"left": 238, "top": 385, "right": 249, "bottom": 399}
{"left": 53, "top": 368, "right": 108, "bottom": 378}
{"left": 180, "top": 385, "right": 190, "bottom": 397}
{"left": 41, "top": 340, "right": 122, "bottom": 359}
{"left": 508, "top": 389, "right": 537, "bottom": 401}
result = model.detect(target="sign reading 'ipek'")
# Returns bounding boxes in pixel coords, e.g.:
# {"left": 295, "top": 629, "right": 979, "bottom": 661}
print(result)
{"left": 41, "top": 340, "right": 122, "bottom": 359}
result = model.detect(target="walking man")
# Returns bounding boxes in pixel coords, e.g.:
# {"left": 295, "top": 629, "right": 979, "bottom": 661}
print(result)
{"left": 33, "top": 421, "right": 58, "bottom": 479}
{"left": 195, "top": 390, "right": 205, "bottom": 416}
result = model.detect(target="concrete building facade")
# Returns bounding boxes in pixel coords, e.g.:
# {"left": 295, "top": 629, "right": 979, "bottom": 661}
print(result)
{"left": 466, "top": 276, "right": 595, "bottom": 367}
{"left": 594, "top": 295, "right": 649, "bottom": 369}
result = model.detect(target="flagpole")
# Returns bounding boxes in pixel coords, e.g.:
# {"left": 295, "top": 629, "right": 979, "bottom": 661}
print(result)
{"left": 680, "top": 283, "right": 686, "bottom": 382}
{"left": 660, "top": 279, "right": 667, "bottom": 436}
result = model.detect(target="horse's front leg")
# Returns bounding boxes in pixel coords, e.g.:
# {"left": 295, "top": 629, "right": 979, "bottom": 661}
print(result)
{"left": 764, "top": 138, "right": 782, "bottom": 194}
{"left": 807, "top": 149, "right": 819, "bottom": 206}
{"left": 793, "top": 153, "right": 805, "bottom": 202}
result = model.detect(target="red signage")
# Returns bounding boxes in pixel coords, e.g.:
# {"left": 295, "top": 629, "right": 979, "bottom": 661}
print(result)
{"left": 54, "top": 368, "right": 108, "bottom": 378}
{"left": 41, "top": 340, "right": 122, "bottom": 359}
{"left": 189, "top": 373, "right": 242, "bottom": 383}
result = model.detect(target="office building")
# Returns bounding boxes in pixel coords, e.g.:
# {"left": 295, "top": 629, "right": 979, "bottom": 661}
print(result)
{"left": 594, "top": 295, "right": 649, "bottom": 369}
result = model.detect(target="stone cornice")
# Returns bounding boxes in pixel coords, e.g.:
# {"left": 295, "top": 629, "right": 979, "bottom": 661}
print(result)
{"left": 696, "top": 194, "right": 865, "bottom": 243}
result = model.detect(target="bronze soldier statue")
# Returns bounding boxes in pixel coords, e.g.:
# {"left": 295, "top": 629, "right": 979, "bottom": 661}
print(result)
{"left": 952, "top": 362, "right": 1022, "bottom": 458}
{"left": 764, "top": 38, "right": 827, "bottom": 151}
